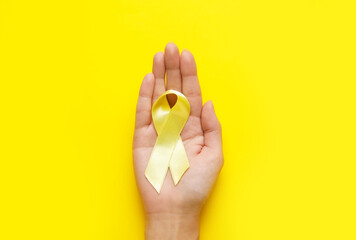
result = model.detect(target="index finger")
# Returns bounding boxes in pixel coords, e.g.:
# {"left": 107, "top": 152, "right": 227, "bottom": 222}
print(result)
{"left": 181, "top": 49, "right": 202, "bottom": 118}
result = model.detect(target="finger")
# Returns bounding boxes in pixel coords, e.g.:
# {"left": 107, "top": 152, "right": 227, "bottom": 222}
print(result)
{"left": 135, "top": 73, "right": 155, "bottom": 129}
{"left": 165, "top": 42, "right": 182, "bottom": 106}
{"left": 152, "top": 51, "right": 166, "bottom": 103}
{"left": 181, "top": 49, "right": 202, "bottom": 118}
{"left": 201, "top": 101, "right": 222, "bottom": 150}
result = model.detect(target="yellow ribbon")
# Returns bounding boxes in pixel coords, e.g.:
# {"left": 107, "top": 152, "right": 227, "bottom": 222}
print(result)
{"left": 145, "top": 90, "right": 191, "bottom": 193}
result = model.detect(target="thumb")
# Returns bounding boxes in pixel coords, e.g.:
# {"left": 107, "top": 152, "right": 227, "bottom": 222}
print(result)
{"left": 201, "top": 100, "right": 222, "bottom": 149}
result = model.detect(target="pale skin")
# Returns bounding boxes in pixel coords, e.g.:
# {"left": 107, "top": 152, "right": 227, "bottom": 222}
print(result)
{"left": 133, "top": 42, "right": 223, "bottom": 240}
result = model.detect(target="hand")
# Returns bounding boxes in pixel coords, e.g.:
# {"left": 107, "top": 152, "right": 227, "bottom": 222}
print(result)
{"left": 133, "top": 43, "right": 223, "bottom": 239}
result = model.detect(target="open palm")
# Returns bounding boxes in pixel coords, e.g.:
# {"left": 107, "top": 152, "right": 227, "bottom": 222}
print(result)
{"left": 133, "top": 43, "right": 223, "bottom": 218}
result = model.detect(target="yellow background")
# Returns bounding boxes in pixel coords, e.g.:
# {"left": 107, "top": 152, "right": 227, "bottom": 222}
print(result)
{"left": 1, "top": 0, "right": 355, "bottom": 239}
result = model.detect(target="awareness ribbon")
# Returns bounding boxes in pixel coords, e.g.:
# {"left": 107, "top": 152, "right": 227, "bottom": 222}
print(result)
{"left": 145, "top": 90, "right": 191, "bottom": 193}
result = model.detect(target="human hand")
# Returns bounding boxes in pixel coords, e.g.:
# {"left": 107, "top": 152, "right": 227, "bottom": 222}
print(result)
{"left": 133, "top": 43, "right": 223, "bottom": 239}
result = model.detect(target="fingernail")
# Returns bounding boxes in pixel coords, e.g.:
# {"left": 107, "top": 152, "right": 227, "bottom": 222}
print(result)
{"left": 182, "top": 48, "right": 191, "bottom": 54}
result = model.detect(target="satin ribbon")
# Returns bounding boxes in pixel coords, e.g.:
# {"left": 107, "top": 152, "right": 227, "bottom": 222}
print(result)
{"left": 145, "top": 90, "right": 190, "bottom": 193}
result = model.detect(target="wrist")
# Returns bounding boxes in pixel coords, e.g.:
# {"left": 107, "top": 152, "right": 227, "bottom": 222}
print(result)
{"left": 145, "top": 212, "right": 200, "bottom": 240}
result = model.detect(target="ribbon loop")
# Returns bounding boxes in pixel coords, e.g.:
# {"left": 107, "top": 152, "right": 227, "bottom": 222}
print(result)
{"left": 145, "top": 90, "right": 190, "bottom": 193}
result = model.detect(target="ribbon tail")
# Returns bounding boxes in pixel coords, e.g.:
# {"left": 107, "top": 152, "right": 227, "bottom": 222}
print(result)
{"left": 169, "top": 137, "right": 190, "bottom": 185}
{"left": 145, "top": 142, "right": 172, "bottom": 193}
